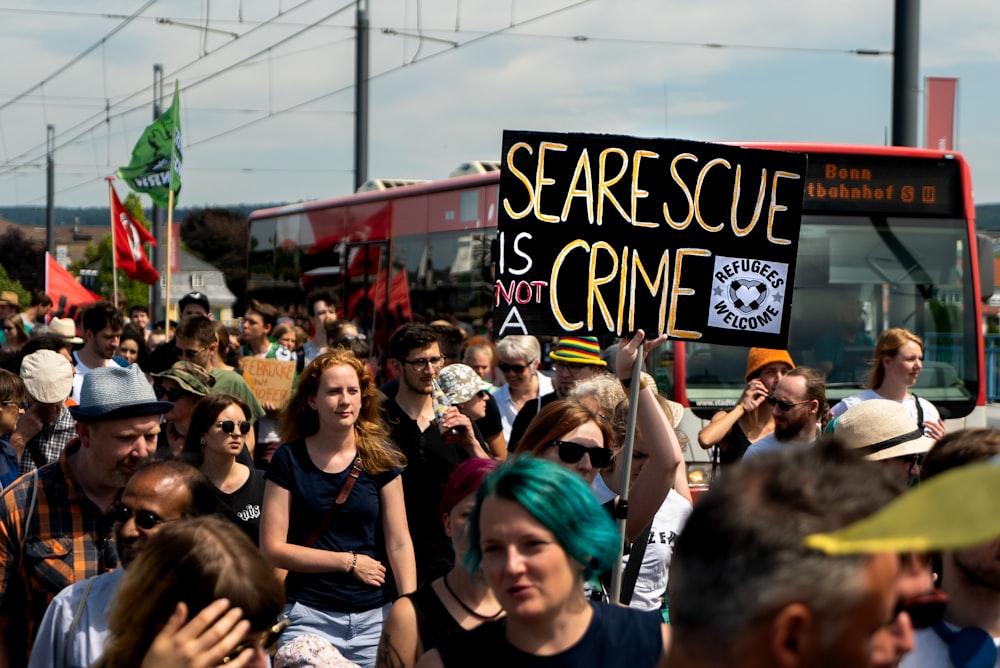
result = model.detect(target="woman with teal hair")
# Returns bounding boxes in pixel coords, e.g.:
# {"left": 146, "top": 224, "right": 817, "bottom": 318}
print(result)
{"left": 416, "top": 456, "right": 668, "bottom": 667}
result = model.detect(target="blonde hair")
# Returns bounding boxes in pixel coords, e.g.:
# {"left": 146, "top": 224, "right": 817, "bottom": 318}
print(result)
{"left": 279, "top": 348, "right": 405, "bottom": 474}
{"left": 868, "top": 328, "right": 923, "bottom": 390}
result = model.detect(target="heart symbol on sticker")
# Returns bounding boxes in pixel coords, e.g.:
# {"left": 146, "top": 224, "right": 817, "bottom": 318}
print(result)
{"left": 729, "top": 279, "right": 767, "bottom": 313}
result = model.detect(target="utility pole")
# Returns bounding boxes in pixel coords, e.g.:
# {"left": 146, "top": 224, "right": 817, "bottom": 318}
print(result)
{"left": 891, "top": 0, "right": 919, "bottom": 147}
{"left": 354, "top": 0, "right": 369, "bottom": 191}
{"left": 46, "top": 125, "right": 55, "bottom": 255}
{"left": 151, "top": 64, "right": 164, "bottom": 317}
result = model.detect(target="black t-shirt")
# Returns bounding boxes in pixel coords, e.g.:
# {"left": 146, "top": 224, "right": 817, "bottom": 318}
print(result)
{"left": 508, "top": 391, "right": 559, "bottom": 453}
{"left": 381, "top": 398, "right": 469, "bottom": 586}
{"left": 437, "top": 601, "right": 663, "bottom": 667}
{"left": 380, "top": 378, "right": 498, "bottom": 446}
{"left": 265, "top": 440, "right": 402, "bottom": 612}
{"left": 215, "top": 467, "right": 265, "bottom": 545}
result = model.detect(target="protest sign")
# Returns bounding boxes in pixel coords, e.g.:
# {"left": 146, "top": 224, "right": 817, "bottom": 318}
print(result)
{"left": 493, "top": 130, "right": 808, "bottom": 348}
{"left": 240, "top": 357, "right": 296, "bottom": 408}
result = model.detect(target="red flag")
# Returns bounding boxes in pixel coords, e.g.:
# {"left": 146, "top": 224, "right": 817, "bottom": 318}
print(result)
{"left": 110, "top": 185, "right": 160, "bottom": 284}
{"left": 925, "top": 77, "right": 958, "bottom": 150}
{"left": 45, "top": 253, "right": 100, "bottom": 318}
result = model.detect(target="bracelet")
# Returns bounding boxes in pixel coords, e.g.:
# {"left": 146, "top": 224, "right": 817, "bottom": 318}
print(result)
{"left": 347, "top": 551, "right": 357, "bottom": 573}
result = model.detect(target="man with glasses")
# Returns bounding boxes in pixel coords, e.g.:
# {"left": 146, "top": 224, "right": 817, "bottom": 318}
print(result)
{"left": 743, "top": 366, "right": 826, "bottom": 460}
{"left": 142, "top": 291, "right": 212, "bottom": 375}
{"left": 29, "top": 459, "right": 218, "bottom": 668}
{"left": 173, "top": 316, "right": 265, "bottom": 448}
{"left": 381, "top": 323, "right": 488, "bottom": 586}
{"left": 507, "top": 336, "right": 609, "bottom": 452}
{"left": 71, "top": 301, "right": 127, "bottom": 403}
{"left": 0, "top": 364, "right": 172, "bottom": 665}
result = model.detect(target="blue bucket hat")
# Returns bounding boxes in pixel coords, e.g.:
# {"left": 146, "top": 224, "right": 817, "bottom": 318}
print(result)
{"left": 69, "top": 363, "right": 173, "bottom": 422}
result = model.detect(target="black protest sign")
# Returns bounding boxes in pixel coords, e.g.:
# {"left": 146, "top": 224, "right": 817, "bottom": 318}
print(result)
{"left": 493, "top": 130, "right": 807, "bottom": 348}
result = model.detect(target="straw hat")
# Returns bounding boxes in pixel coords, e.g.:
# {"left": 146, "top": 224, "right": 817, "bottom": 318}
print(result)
{"left": 69, "top": 364, "right": 173, "bottom": 421}
{"left": 833, "top": 399, "right": 935, "bottom": 461}
{"left": 49, "top": 317, "right": 84, "bottom": 345}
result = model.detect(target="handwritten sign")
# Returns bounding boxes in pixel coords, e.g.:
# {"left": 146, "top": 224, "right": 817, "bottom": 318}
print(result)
{"left": 239, "top": 357, "right": 296, "bottom": 408}
{"left": 493, "top": 130, "right": 807, "bottom": 348}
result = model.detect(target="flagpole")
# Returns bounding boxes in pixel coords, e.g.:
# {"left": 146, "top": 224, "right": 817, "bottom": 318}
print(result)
{"left": 166, "top": 188, "right": 174, "bottom": 329}
{"left": 107, "top": 177, "right": 120, "bottom": 308}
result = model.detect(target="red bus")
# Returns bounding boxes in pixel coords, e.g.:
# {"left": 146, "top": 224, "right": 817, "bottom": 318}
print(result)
{"left": 248, "top": 145, "right": 991, "bottom": 482}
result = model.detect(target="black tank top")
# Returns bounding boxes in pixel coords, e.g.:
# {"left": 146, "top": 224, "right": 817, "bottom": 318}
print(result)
{"left": 406, "top": 583, "right": 464, "bottom": 653}
{"left": 719, "top": 422, "right": 752, "bottom": 466}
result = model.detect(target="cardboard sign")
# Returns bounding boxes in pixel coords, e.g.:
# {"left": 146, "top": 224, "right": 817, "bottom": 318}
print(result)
{"left": 239, "top": 357, "right": 296, "bottom": 408}
{"left": 493, "top": 130, "right": 807, "bottom": 348}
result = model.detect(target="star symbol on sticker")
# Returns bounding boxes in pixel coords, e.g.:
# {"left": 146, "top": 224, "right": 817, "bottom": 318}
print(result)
{"left": 772, "top": 291, "right": 784, "bottom": 303}
{"left": 713, "top": 285, "right": 724, "bottom": 297}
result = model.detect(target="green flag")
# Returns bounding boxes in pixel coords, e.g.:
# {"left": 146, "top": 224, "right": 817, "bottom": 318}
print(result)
{"left": 117, "top": 83, "right": 182, "bottom": 209}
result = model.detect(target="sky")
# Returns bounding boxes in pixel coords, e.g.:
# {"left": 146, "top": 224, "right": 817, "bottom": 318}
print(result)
{"left": 0, "top": 0, "right": 998, "bottom": 214}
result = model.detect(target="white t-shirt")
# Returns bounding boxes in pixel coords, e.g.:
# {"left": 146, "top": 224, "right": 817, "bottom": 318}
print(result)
{"left": 901, "top": 624, "right": 1000, "bottom": 668}
{"left": 622, "top": 490, "right": 693, "bottom": 611}
{"left": 830, "top": 389, "right": 941, "bottom": 435}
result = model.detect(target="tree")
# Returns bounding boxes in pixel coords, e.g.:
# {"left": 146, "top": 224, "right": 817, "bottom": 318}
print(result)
{"left": 0, "top": 265, "right": 29, "bottom": 307}
{"left": 69, "top": 193, "right": 152, "bottom": 310}
{"left": 181, "top": 208, "right": 248, "bottom": 313}
{"left": 0, "top": 227, "right": 44, "bottom": 293}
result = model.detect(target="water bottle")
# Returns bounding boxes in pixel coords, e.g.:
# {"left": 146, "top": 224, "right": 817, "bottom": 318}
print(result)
{"left": 431, "top": 379, "right": 460, "bottom": 444}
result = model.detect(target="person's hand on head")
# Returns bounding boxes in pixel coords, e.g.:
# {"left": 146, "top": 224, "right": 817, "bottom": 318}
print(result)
{"left": 740, "top": 379, "right": 769, "bottom": 413}
{"left": 140, "top": 599, "right": 253, "bottom": 668}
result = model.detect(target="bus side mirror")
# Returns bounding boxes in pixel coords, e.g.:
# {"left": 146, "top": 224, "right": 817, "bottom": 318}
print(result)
{"left": 978, "top": 233, "right": 994, "bottom": 304}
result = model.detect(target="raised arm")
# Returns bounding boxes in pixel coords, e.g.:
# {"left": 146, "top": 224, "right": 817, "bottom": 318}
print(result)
{"left": 696, "top": 378, "right": 767, "bottom": 449}
{"left": 616, "top": 330, "right": 681, "bottom": 544}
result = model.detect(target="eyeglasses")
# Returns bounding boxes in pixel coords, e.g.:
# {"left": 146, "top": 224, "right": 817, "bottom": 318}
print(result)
{"left": 404, "top": 356, "right": 446, "bottom": 370}
{"left": 109, "top": 503, "right": 178, "bottom": 531}
{"left": 218, "top": 420, "right": 252, "bottom": 435}
{"left": 153, "top": 383, "right": 189, "bottom": 402}
{"left": 766, "top": 396, "right": 812, "bottom": 411}
{"left": 549, "top": 440, "right": 613, "bottom": 468}
{"left": 2, "top": 326, "right": 14, "bottom": 332}
{"left": 176, "top": 346, "right": 205, "bottom": 359}
{"left": 892, "top": 589, "right": 948, "bottom": 629}
{"left": 552, "top": 362, "right": 592, "bottom": 375}
{"left": 223, "top": 618, "right": 289, "bottom": 664}
{"left": 499, "top": 360, "right": 533, "bottom": 374}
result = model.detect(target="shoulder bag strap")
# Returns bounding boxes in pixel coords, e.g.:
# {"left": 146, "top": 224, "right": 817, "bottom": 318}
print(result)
{"left": 911, "top": 393, "right": 924, "bottom": 426}
{"left": 302, "top": 456, "right": 363, "bottom": 548}
{"left": 619, "top": 521, "right": 654, "bottom": 606}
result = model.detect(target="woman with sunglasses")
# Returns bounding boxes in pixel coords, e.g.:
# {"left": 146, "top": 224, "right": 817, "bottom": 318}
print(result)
{"left": 492, "top": 335, "right": 552, "bottom": 443}
{"left": 97, "top": 516, "right": 285, "bottom": 668}
{"left": 514, "top": 330, "right": 681, "bottom": 550}
{"left": 378, "top": 458, "right": 501, "bottom": 667}
{"left": 437, "top": 363, "right": 507, "bottom": 461}
{"left": 829, "top": 328, "right": 945, "bottom": 440}
{"left": 417, "top": 457, "right": 668, "bottom": 668}
{"left": 260, "top": 348, "right": 416, "bottom": 667}
{"left": 1, "top": 316, "right": 28, "bottom": 353}
{"left": 183, "top": 393, "right": 265, "bottom": 545}
{"left": 153, "top": 361, "right": 215, "bottom": 458}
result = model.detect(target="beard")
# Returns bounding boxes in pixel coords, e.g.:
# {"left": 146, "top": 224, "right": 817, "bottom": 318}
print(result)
{"left": 775, "top": 419, "right": 807, "bottom": 441}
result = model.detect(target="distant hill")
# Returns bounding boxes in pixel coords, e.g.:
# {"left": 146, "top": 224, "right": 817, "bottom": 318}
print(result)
{"left": 978, "top": 204, "right": 1000, "bottom": 232}
{"left": 0, "top": 204, "right": 282, "bottom": 228}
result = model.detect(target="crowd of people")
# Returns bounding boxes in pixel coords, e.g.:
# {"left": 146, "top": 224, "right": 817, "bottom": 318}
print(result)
{"left": 0, "top": 286, "right": 995, "bottom": 668}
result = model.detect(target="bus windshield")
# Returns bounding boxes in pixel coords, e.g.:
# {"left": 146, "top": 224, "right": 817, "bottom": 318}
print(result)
{"left": 683, "top": 213, "right": 978, "bottom": 418}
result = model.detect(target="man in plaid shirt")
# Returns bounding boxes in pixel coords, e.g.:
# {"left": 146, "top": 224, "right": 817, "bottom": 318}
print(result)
{"left": 0, "top": 364, "right": 171, "bottom": 666}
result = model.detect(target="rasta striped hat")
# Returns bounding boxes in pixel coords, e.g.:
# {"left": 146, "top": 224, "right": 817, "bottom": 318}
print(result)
{"left": 549, "top": 336, "right": 606, "bottom": 367}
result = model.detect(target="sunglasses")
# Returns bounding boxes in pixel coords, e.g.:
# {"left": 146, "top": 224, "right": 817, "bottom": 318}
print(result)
{"left": 109, "top": 503, "right": 177, "bottom": 531}
{"left": 766, "top": 396, "right": 811, "bottom": 411}
{"left": 223, "top": 618, "right": 289, "bottom": 663}
{"left": 218, "top": 420, "right": 252, "bottom": 436}
{"left": 176, "top": 347, "right": 205, "bottom": 359}
{"left": 893, "top": 589, "right": 948, "bottom": 629}
{"left": 549, "top": 440, "right": 613, "bottom": 468}
{"left": 153, "top": 384, "right": 188, "bottom": 402}
{"left": 552, "top": 362, "right": 590, "bottom": 374}
{"left": 499, "top": 360, "right": 533, "bottom": 374}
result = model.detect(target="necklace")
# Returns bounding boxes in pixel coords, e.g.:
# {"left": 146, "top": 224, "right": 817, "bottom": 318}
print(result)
{"left": 442, "top": 572, "right": 504, "bottom": 620}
